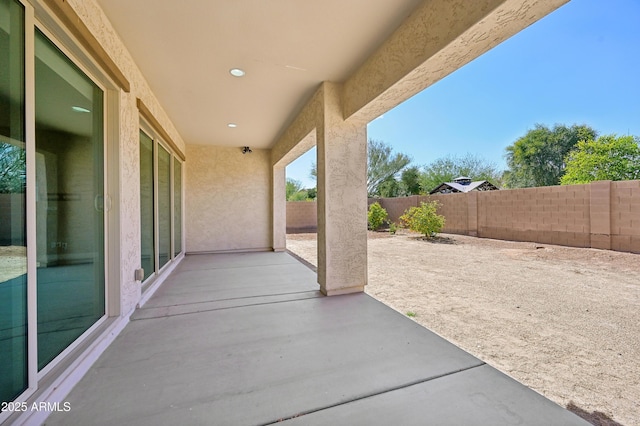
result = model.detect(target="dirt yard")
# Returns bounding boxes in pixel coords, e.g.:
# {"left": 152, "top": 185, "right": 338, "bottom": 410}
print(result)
{"left": 286, "top": 231, "right": 640, "bottom": 426}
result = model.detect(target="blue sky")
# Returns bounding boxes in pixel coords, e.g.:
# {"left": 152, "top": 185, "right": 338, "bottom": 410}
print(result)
{"left": 287, "top": 0, "right": 640, "bottom": 188}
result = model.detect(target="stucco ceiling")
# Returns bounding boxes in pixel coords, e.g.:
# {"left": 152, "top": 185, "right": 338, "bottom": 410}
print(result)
{"left": 95, "top": 0, "right": 424, "bottom": 149}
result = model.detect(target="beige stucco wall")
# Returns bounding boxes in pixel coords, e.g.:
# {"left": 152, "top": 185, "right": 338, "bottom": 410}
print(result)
{"left": 186, "top": 145, "right": 272, "bottom": 253}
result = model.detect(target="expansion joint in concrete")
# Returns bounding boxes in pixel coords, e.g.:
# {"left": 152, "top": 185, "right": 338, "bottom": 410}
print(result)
{"left": 261, "top": 362, "right": 486, "bottom": 425}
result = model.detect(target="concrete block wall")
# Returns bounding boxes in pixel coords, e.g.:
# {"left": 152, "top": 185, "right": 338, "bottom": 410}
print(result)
{"left": 432, "top": 180, "right": 638, "bottom": 253}
{"left": 286, "top": 201, "right": 318, "bottom": 233}
{"left": 371, "top": 196, "right": 420, "bottom": 225}
{"left": 476, "top": 185, "right": 591, "bottom": 248}
{"left": 429, "top": 193, "right": 469, "bottom": 235}
{"left": 284, "top": 181, "right": 640, "bottom": 254}
{"left": 611, "top": 180, "right": 640, "bottom": 253}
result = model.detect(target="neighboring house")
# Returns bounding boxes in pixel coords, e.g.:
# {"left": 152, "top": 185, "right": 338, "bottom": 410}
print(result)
{"left": 0, "top": 0, "right": 569, "bottom": 424}
{"left": 429, "top": 176, "right": 499, "bottom": 194}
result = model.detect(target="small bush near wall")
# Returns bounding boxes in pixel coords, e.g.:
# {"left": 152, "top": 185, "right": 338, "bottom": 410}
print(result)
{"left": 400, "top": 200, "right": 445, "bottom": 239}
{"left": 389, "top": 222, "right": 398, "bottom": 234}
{"left": 368, "top": 202, "right": 389, "bottom": 231}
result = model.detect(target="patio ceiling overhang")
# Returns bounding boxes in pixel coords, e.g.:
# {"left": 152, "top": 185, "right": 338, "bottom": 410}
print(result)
{"left": 94, "top": 0, "right": 569, "bottom": 149}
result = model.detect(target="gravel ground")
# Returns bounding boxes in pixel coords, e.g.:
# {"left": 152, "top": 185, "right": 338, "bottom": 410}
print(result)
{"left": 286, "top": 231, "right": 640, "bottom": 426}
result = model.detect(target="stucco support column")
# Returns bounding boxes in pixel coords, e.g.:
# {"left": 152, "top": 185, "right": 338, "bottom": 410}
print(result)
{"left": 272, "top": 166, "right": 286, "bottom": 252}
{"left": 316, "top": 82, "right": 368, "bottom": 296}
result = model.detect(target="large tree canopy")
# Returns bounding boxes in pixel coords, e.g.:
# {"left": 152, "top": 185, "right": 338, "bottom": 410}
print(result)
{"left": 561, "top": 135, "right": 640, "bottom": 184}
{"left": 419, "top": 154, "right": 501, "bottom": 193}
{"left": 375, "top": 166, "right": 422, "bottom": 198}
{"left": 367, "top": 139, "right": 411, "bottom": 196}
{"left": 504, "top": 123, "right": 597, "bottom": 188}
{"left": 399, "top": 166, "right": 422, "bottom": 196}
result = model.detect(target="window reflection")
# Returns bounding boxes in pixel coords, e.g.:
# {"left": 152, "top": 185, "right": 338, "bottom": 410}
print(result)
{"left": 34, "top": 29, "right": 105, "bottom": 370}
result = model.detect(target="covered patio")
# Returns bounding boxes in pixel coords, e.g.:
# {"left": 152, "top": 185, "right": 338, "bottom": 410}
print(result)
{"left": 45, "top": 253, "right": 586, "bottom": 425}
{"left": 2, "top": 1, "right": 589, "bottom": 424}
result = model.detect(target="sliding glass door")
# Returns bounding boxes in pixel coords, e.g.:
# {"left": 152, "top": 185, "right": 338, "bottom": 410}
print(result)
{"left": 34, "top": 29, "right": 105, "bottom": 370}
{"left": 0, "top": 0, "right": 27, "bottom": 404}
{"left": 174, "top": 158, "right": 182, "bottom": 256}
{"left": 139, "top": 130, "right": 182, "bottom": 283}
{"left": 140, "top": 131, "right": 154, "bottom": 281}
{"left": 1, "top": 0, "right": 110, "bottom": 409}
{"left": 157, "top": 145, "right": 171, "bottom": 269}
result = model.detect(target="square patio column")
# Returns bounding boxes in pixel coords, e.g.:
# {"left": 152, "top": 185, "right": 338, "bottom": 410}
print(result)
{"left": 272, "top": 166, "right": 286, "bottom": 252}
{"left": 316, "top": 83, "right": 368, "bottom": 295}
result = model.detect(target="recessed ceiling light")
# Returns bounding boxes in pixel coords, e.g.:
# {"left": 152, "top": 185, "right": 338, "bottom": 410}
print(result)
{"left": 71, "top": 106, "right": 91, "bottom": 113}
{"left": 227, "top": 123, "right": 237, "bottom": 128}
{"left": 229, "top": 68, "right": 245, "bottom": 77}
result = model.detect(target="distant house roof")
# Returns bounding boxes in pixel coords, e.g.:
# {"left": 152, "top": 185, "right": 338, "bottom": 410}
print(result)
{"left": 429, "top": 179, "right": 499, "bottom": 194}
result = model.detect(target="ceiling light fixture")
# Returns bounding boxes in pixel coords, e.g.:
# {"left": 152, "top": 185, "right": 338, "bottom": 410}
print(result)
{"left": 229, "top": 68, "right": 245, "bottom": 77}
{"left": 227, "top": 123, "right": 237, "bottom": 128}
{"left": 71, "top": 106, "right": 91, "bottom": 113}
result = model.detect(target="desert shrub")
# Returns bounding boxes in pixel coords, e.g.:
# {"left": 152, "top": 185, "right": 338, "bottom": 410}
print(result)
{"left": 400, "top": 200, "right": 445, "bottom": 239}
{"left": 389, "top": 222, "right": 397, "bottom": 235}
{"left": 367, "top": 202, "right": 388, "bottom": 231}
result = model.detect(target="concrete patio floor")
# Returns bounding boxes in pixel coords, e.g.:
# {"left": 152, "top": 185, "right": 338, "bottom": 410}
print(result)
{"left": 45, "top": 252, "right": 588, "bottom": 425}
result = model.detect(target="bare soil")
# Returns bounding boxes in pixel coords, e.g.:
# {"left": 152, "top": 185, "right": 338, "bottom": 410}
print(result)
{"left": 286, "top": 230, "right": 640, "bottom": 426}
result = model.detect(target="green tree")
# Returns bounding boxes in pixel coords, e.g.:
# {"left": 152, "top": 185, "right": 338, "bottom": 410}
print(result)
{"left": 420, "top": 154, "right": 501, "bottom": 193}
{"left": 561, "top": 135, "right": 640, "bottom": 184}
{"left": 400, "top": 200, "right": 445, "bottom": 239}
{"left": 504, "top": 123, "right": 597, "bottom": 188}
{"left": 0, "top": 142, "right": 26, "bottom": 193}
{"left": 400, "top": 166, "right": 422, "bottom": 195}
{"left": 286, "top": 178, "right": 308, "bottom": 201}
{"left": 376, "top": 165, "right": 423, "bottom": 197}
{"left": 377, "top": 177, "right": 402, "bottom": 198}
{"left": 306, "top": 187, "right": 317, "bottom": 200}
{"left": 309, "top": 162, "right": 317, "bottom": 181}
{"left": 368, "top": 139, "right": 411, "bottom": 196}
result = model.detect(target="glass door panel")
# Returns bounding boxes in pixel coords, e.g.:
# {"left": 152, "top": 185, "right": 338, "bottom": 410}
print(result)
{"left": 173, "top": 158, "right": 182, "bottom": 256}
{"left": 0, "top": 0, "right": 27, "bottom": 404}
{"left": 157, "top": 145, "right": 170, "bottom": 268}
{"left": 140, "top": 131, "right": 154, "bottom": 281}
{"left": 34, "top": 29, "right": 105, "bottom": 370}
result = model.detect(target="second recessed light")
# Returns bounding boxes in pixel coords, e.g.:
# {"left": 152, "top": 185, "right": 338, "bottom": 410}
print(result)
{"left": 227, "top": 123, "right": 237, "bottom": 128}
{"left": 229, "top": 68, "right": 245, "bottom": 77}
